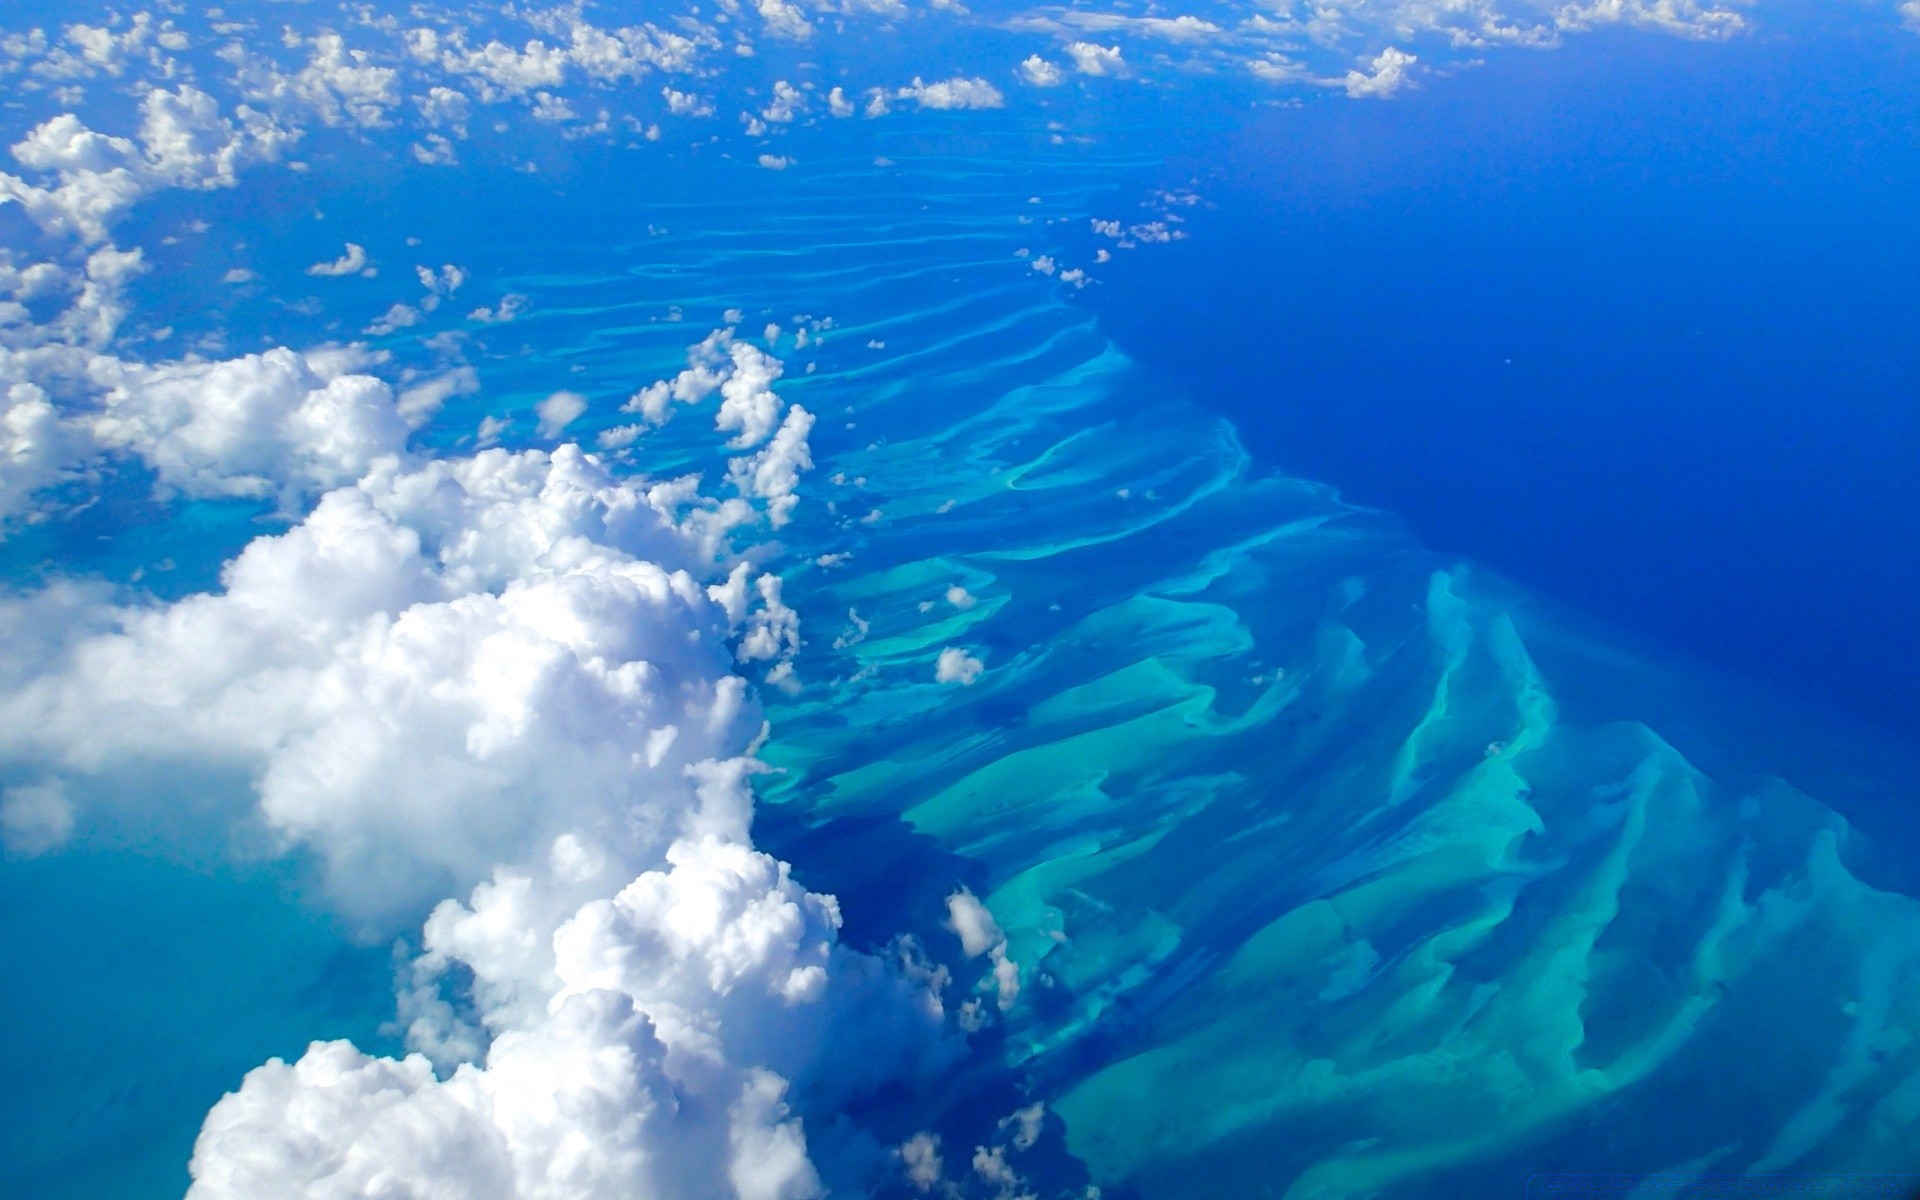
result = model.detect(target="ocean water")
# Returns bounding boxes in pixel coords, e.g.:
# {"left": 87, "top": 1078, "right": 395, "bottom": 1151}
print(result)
{"left": 1083, "top": 14, "right": 1920, "bottom": 742}
{"left": 6, "top": 11, "right": 1920, "bottom": 1199}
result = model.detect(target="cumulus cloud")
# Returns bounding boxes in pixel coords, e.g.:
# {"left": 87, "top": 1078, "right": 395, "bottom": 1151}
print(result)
{"left": 1066, "top": 42, "right": 1126, "bottom": 77}
{"left": 306, "top": 242, "right": 369, "bottom": 277}
{"left": 364, "top": 303, "right": 420, "bottom": 335}
{"left": 1017, "top": 55, "right": 1065, "bottom": 86}
{"left": 755, "top": 0, "right": 816, "bottom": 41}
{"left": 0, "top": 284, "right": 941, "bottom": 1198}
{"left": 469, "top": 294, "right": 530, "bottom": 323}
{"left": 946, "top": 889, "right": 1019, "bottom": 1011}
{"left": 0, "top": 86, "right": 293, "bottom": 243}
{"left": 1340, "top": 47, "right": 1416, "bottom": 98}
{"left": 535, "top": 388, "right": 587, "bottom": 438}
{"left": 891, "top": 76, "right": 1006, "bottom": 111}
{"left": 936, "top": 647, "right": 984, "bottom": 685}
{"left": 621, "top": 330, "right": 815, "bottom": 528}
{"left": 191, "top": 835, "right": 950, "bottom": 1200}
{"left": 0, "top": 381, "right": 93, "bottom": 521}
{"left": 86, "top": 346, "right": 411, "bottom": 508}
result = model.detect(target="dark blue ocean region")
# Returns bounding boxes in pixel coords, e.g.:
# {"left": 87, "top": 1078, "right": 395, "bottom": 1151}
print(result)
{"left": 1085, "top": 14, "right": 1920, "bottom": 743}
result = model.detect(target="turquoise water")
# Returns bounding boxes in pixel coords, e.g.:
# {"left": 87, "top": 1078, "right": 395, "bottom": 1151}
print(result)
{"left": 6, "top": 27, "right": 1920, "bottom": 1200}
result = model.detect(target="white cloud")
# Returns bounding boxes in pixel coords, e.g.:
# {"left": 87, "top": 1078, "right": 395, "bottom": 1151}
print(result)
{"left": 469, "top": 294, "right": 529, "bottom": 323}
{"left": 758, "top": 153, "right": 792, "bottom": 170}
{"left": 755, "top": 0, "right": 816, "bottom": 41}
{"left": 1017, "top": 55, "right": 1065, "bottom": 87}
{"left": 306, "top": 243, "right": 369, "bottom": 277}
{"left": 417, "top": 86, "right": 471, "bottom": 131}
{"left": 0, "top": 383, "right": 91, "bottom": 521}
{"left": 1340, "top": 46, "right": 1417, "bottom": 98}
{"left": 0, "top": 266, "right": 937, "bottom": 1195}
{"left": 663, "top": 87, "right": 714, "bottom": 118}
{"left": 901, "top": 1132, "right": 944, "bottom": 1192}
{"left": 762, "top": 79, "right": 805, "bottom": 123}
{"left": 892, "top": 76, "right": 1005, "bottom": 111}
{"left": 190, "top": 833, "right": 948, "bottom": 1200}
{"left": 935, "top": 647, "right": 984, "bottom": 685}
{"left": 945, "top": 888, "right": 1018, "bottom": 1010}
{"left": 535, "top": 389, "right": 588, "bottom": 438}
{"left": 1019, "top": 12, "right": 1221, "bottom": 43}
{"left": 86, "top": 346, "right": 411, "bottom": 507}
{"left": 729, "top": 405, "right": 815, "bottom": 528}
{"left": 364, "top": 302, "right": 420, "bottom": 335}
{"left": 411, "top": 133, "right": 458, "bottom": 165}
{"left": 1066, "top": 42, "right": 1125, "bottom": 77}
{"left": 0, "top": 87, "right": 293, "bottom": 243}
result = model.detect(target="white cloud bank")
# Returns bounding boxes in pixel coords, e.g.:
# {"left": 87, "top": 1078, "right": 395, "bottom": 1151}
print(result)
{"left": 0, "top": 85, "right": 293, "bottom": 243}
{"left": 0, "top": 251, "right": 948, "bottom": 1195}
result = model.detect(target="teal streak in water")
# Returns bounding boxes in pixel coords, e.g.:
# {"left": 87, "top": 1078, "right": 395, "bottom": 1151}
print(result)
{"left": 754, "top": 304, "right": 1920, "bottom": 1195}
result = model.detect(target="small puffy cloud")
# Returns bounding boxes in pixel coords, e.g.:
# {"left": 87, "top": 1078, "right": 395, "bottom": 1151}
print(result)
{"left": 758, "top": 153, "right": 791, "bottom": 171}
{"left": 935, "top": 647, "right": 984, "bottom": 685}
{"left": 468, "top": 294, "right": 529, "bottom": 323}
{"left": 663, "top": 87, "right": 713, "bottom": 118}
{"left": 761, "top": 79, "right": 805, "bottom": 123}
{"left": 1066, "top": 42, "right": 1125, "bottom": 76}
{"left": 1341, "top": 47, "right": 1416, "bottom": 98}
{"left": 411, "top": 134, "right": 458, "bottom": 166}
{"left": 364, "top": 302, "right": 420, "bottom": 336}
{"left": 893, "top": 76, "right": 1005, "bottom": 110}
{"left": 535, "top": 389, "right": 587, "bottom": 438}
{"left": 901, "top": 1132, "right": 943, "bottom": 1192}
{"left": 306, "top": 243, "right": 369, "bottom": 277}
{"left": 827, "top": 87, "right": 854, "bottom": 117}
{"left": 755, "top": 0, "right": 815, "bottom": 40}
{"left": 945, "top": 888, "right": 1018, "bottom": 1010}
{"left": 945, "top": 888, "right": 1003, "bottom": 957}
{"left": 1018, "top": 55, "right": 1064, "bottom": 87}
{"left": 946, "top": 585, "right": 976, "bottom": 610}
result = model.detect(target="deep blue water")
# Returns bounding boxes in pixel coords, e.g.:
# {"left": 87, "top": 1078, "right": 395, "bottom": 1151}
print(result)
{"left": 1086, "top": 12, "right": 1920, "bottom": 741}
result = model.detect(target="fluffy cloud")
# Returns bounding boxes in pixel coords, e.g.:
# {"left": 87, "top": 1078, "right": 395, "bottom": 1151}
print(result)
{"left": 535, "top": 389, "right": 588, "bottom": 438}
{"left": 0, "top": 86, "right": 293, "bottom": 243}
{"left": 0, "top": 294, "right": 935, "bottom": 1191}
{"left": 936, "top": 647, "right": 984, "bottom": 685}
{"left": 891, "top": 76, "right": 1006, "bottom": 111}
{"left": 0, "top": 381, "right": 92, "bottom": 520}
{"left": 946, "top": 889, "right": 1019, "bottom": 1012}
{"left": 1017, "top": 55, "right": 1065, "bottom": 86}
{"left": 85, "top": 346, "right": 412, "bottom": 507}
{"left": 1066, "top": 42, "right": 1126, "bottom": 77}
{"left": 0, "top": 307, "right": 940, "bottom": 1200}
{"left": 191, "top": 834, "right": 950, "bottom": 1200}
{"left": 307, "top": 243, "right": 369, "bottom": 277}
{"left": 1340, "top": 47, "right": 1416, "bottom": 98}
